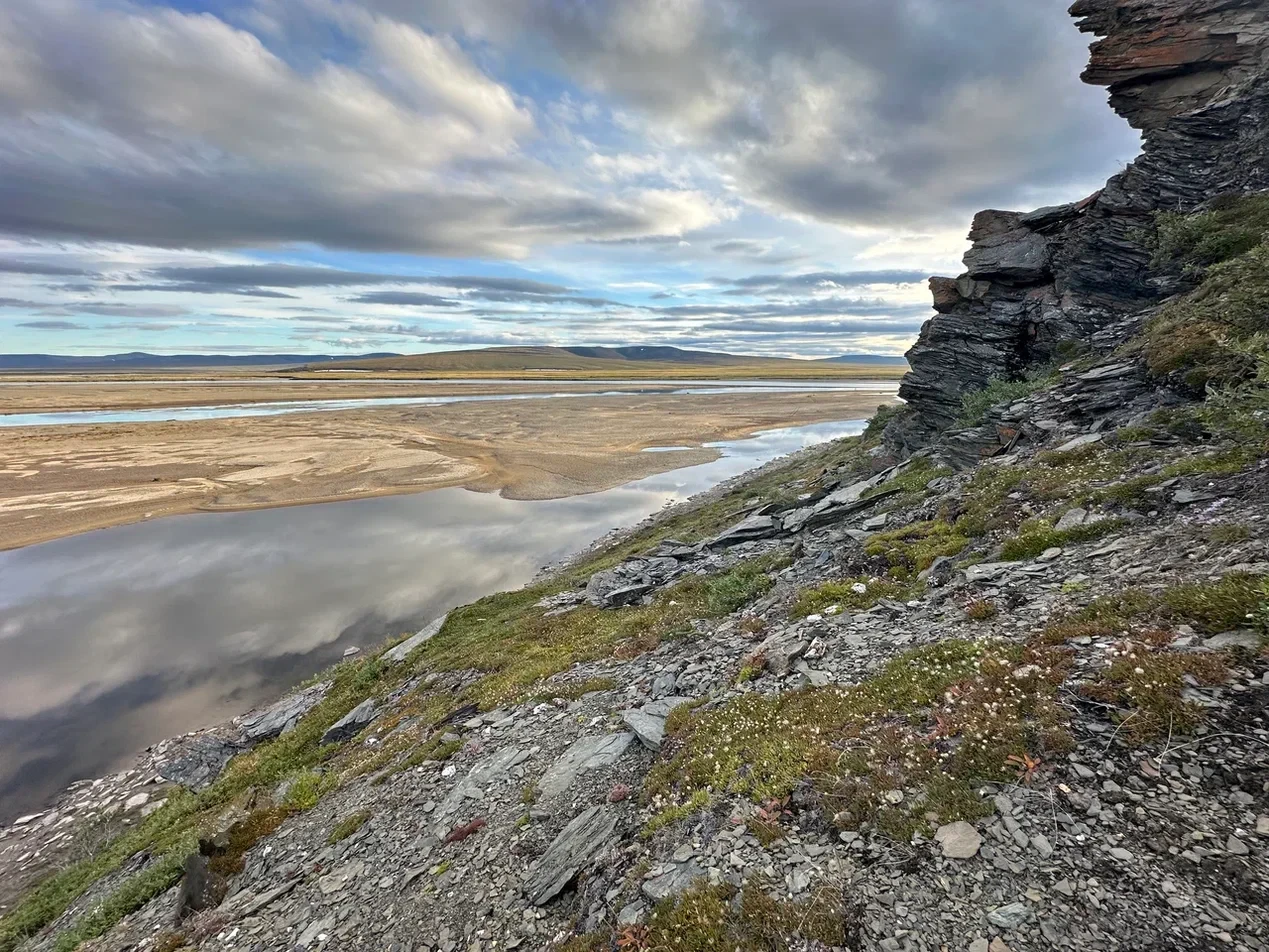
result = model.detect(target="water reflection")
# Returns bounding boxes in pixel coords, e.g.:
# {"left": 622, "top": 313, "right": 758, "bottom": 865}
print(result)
{"left": 0, "top": 419, "right": 863, "bottom": 820}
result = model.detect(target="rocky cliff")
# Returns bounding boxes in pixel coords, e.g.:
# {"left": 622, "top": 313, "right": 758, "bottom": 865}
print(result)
{"left": 893, "top": 0, "right": 1269, "bottom": 450}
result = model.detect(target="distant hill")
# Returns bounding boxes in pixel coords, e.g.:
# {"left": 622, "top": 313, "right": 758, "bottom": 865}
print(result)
{"left": 304, "top": 345, "right": 895, "bottom": 376}
{"left": 0, "top": 352, "right": 400, "bottom": 370}
{"left": 818, "top": 354, "right": 909, "bottom": 366}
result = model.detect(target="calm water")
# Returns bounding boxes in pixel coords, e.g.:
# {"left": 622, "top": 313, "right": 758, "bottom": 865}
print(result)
{"left": 0, "top": 380, "right": 897, "bottom": 427}
{"left": 0, "top": 419, "right": 864, "bottom": 821}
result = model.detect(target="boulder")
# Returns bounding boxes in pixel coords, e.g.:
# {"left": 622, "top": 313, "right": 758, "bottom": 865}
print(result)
{"left": 319, "top": 699, "right": 377, "bottom": 745}
{"left": 156, "top": 732, "right": 247, "bottom": 790}
{"left": 382, "top": 614, "right": 448, "bottom": 664}
{"left": 523, "top": 806, "right": 618, "bottom": 905}
{"left": 237, "top": 681, "right": 332, "bottom": 742}
{"left": 622, "top": 697, "right": 694, "bottom": 751}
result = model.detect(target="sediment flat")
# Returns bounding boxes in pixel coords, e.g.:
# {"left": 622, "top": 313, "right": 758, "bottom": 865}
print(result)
{"left": 0, "top": 386, "right": 895, "bottom": 550}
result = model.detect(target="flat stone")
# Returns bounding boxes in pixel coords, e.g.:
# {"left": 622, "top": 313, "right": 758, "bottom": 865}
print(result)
{"left": 1109, "top": 847, "right": 1133, "bottom": 862}
{"left": 987, "top": 902, "right": 1030, "bottom": 929}
{"left": 320, "top": 699, "right": 377, "bottom": 745}
{"left": 538, "top": 733, "right": 634, "bottom": 798}
{"left": 1203, "top": 630, "right": 1261, "bottom": 650}
{"left": 642, "top": 861, "right": 706, "bottom": 902}
{"left": 1173, "top": 488, "right": 1215, "bottom": 505}
{"left": 1054, "top": 433, "right": 1102, "bottom": 453}
{"left": 238, "top": 681, "right": 332, "bottom": 742}
{"left": 383, "top": 614, "right": 448, "bottom": 664}
{"left": 964, "top": 562, "right": 1011, "bottom": 583}
{"left": 1054, "top": 508, "right": 1088, "bottom": 532}
{"left": 438, "top": 747, "right": 532, "bottom": 818}
{"left": 707, "top": 513, "right": 781, "bottom": 548}
{"left": 524, "top": 806, "right": 618, "bottom": 905}
{"left": 1225, "top": 835, "right": 1250, "bottom": 856}
{"left": 934, "top": 821, "right": 982, "bottom": 859}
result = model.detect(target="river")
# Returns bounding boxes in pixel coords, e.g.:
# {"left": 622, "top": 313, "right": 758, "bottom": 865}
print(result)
{"left": 0, "top": 418, "right": 865, "bottom": 821}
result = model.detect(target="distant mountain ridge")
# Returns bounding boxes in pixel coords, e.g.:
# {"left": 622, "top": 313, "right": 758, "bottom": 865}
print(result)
{"left": 0, "top": 352, "right": 401, "bottom": 370}
{"left": 307, "top": 345, "right": 907, "bottom": 373}
{"left": 0, "top": 347, "right": 908, "bottom": 372}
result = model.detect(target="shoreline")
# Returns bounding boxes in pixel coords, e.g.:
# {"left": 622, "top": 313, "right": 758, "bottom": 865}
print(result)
{"left": 0, "top": 390, "right": 893, "bottom": 551}
{"left": 0, "top": 412, "right": 871, "bottom": 910}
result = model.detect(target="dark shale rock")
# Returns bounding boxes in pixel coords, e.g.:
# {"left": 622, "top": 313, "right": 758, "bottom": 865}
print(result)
{"left": 523, "top": 806, "right": 618, "bottom": 906}
{"left": 891, "top": 0, "right": 1269, "bottom": 452}
{"left": 319, "top": 699, "right": 377, "bottom": 745}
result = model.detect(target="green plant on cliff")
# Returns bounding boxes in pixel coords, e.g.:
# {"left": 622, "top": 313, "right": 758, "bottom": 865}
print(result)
{"left": 956, "top": 366, "right": 1061, "bottom": 428}
{"left": 1144, "top": 193, "right": 1269, "bottom": 391}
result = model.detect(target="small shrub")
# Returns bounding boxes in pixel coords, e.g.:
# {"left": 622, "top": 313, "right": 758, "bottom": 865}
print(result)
{"left": 1163, "top": 573, "right": 1268, "bottom": 633}
{"left": 327, "top": 809, "right": 371, "bottom": 845}
{"left": 957, "top": 369, "right": 1058, "bottom": 427}
{"left": 963, "top": 599, "right": 998, "bottom": 621}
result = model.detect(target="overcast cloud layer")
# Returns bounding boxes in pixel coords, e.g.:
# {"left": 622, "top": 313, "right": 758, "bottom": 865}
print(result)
{"left": 0, "top": 0, "right": 1139, "bottom": 358}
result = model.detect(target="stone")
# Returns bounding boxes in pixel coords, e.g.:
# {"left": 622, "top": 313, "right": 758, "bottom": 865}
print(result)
{"left": 320, "top": 699, "right": 377, "bottom": 745}
{"left": 383, "top": 614, "right": 448, "bottom": 664}
{"left": 156, "top": 732, "right": 247, "bottom": 790}
{"left": 1030, "top": 833, "right": 1054, "bottom": 859}
{"left": 964, "top": 562, "right": 1011, "bottom": 583}
{"left": 238, "top": 681, "right": 332, "bottom": 742}
{"left": 1225, "top": 835, "right": 1250, "bottom": 856}
{"left": 650, "top": 671, "right": 677, "bottom": 698}
{"left": 1054, "top": 434, "right": 1103, "bottom": 453}
{"left": 1203, "top": 630, "right": 1261, "bottom": 650}
{"left": 969, "top": 940, "right": 990, "bottom": 952}
{"left": 1109, "top": 847, "right": 1133, "bottom": 862}
{"left": 1054, "top": 507, "right": 1088, "bottom": 532}
{"left": 537, "top": 733, "right": 634, "bottom": 798}
{"left": 523, "top": 806, "right": 618, "bottom": 906}
{"left": 987, "top": 902, "right": 1030, "bottom": 929}
{"left": 437, "top": 747, "right": 532, "bottom": 819}
{"left": 642, "top": 861, "right": 706, "bottom": 902}
{"left": 707, "top": 513, "right": 781, "bottom": 548}
{"left": 755, "top": 630, "right": 809, "bottom": 676}
{"left": 989, "top": 940, "right": 1012, "bottom": 952}
{"left": 934, "top": 821, "right": 982, "bottom": 859}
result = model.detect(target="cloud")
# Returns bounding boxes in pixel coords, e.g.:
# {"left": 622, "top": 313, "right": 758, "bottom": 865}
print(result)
{"left": 724, "top": 270, "right": 930, "bottom": 293}
{"left": 69, "top": 303, "right": 188, "bottom": 318}
{"left": 0, "top": 297, "right": 38, "bottom": 308}
{"left": 0, "top": 0, "right": 726, "bottom": 257}
{"left": 115, "top": 284, "right": 300, "bottom": 299}
{"left": 16, "top": 320, "right": 86, "bottom": 330}
{"left": 460, "top": 0, "right": 1138, "bottom": 226}
{"left": 345, "top": 291, "right": 461, "bottom": 307}
{"left": 0, "top": 257, "right": 90, "bottom": 277}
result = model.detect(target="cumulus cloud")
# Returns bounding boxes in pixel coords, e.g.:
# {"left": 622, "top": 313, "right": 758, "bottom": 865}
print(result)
{"left": 0, "top": 0, "right": 727, "bottom": 256}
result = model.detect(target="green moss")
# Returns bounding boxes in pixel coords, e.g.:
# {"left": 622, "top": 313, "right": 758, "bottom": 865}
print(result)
{"left": 1163, "top": 573, "right": 1269, "bottom": 633}
{"left": 327, "top": 810, "right": 371, "bottom": 845}
{"left": 631, "top": 881, "right": 856, "bottom": 951}
{"left": 1144, "top": 194, "right": 1269, "bottom": 391}
{"left": 999, "top": 517, "right": 1127, "bottom": 562}
{"left": 864, "top": 520, "right": 971, "bottom": 575}
{"left": 1152, "top": 192, "right": 1269, "bottom": 272}
{"left": 1085, "top": 638, "right": 1229, "bottom": 740}
{"left": 532, "top": 677, "right": 618, "bottom": 702}
{"left": 790, "top": 577, "right": 916, "bottom": 618}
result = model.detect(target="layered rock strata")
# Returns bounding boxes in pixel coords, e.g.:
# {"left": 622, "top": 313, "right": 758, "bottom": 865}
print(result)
{"left": 893, "top": 0, "right": 1269, "bottom": 450}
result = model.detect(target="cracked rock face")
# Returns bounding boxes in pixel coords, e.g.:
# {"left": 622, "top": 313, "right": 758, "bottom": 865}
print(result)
{"left": 892, "top": 0, "right": 1269, "bottom": 451}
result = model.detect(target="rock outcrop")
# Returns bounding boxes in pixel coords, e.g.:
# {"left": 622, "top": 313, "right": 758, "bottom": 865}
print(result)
{"left": 893, "top": 0, "right": 1269, "bottom": 449}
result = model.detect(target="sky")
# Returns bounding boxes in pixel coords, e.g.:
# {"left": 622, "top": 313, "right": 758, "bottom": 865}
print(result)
{"left": 0, "top": 0, "right": 1141, "bottom": 359}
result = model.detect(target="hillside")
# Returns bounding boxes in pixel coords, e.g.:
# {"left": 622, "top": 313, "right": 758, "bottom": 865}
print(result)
{"left": 298, "top": 346, "right": 902, "bottom": 378}
{"left": 1, "top": 3, "right": 1268, "bottom": 952}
